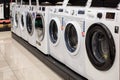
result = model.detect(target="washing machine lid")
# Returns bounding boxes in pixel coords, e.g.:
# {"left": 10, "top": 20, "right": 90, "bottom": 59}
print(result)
{"left": 85, "top": 23, "right": 115, "bottom": 71}
{"left": 26, "top": 13, "right": 34, "bottom": 36}
{"left": 91, "top": 0, "right": 120, "bottom": 8}
{"left": 35, "top": 13, "right": 45, "bottom": 41}
{"left": 64, "top": 21, "right": 82, "bottom": 55}
{"left": 49, "top": 18, "right": 61, "bottom": 46}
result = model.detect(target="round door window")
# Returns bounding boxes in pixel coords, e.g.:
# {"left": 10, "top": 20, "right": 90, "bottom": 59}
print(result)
{"left": 21, "top": 14, "right": 24, "bottom": 27}
{"left": 86, "top": 23, "right": 115, "bottom": 71}
{"left": 26, "top": 13, "right": 33, "bottom": 35}
{"left": 49, "top": 20, "right": 58, "bottom": 43}
{"left": 35, "top": 14, "right": 44, "bottom": 41}
{"left": 65, "top": 23, "right": 78, "bottom": 53}
{"left": 15, "top": 13, "right": 18, "bottom": 27}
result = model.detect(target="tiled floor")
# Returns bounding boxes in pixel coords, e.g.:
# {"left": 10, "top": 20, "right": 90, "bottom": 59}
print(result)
{"left": 0, "top": 31, "right": 63, "bottom": 80}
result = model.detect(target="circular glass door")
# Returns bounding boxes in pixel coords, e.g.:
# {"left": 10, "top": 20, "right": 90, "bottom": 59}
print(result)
{"left": 15, "top": 13, "right": 18, "bottom": 28}
{"left": 10, "top": 10, "right": 13, "bottom": 26}
{"left": 35, "top": 14, "right": 44, "bottom": 41}
{"left": 21, "top": 14, "right": 24, "bottom": 28}
{"left": 64, "top": 23, "right": 78, "bottom": 53}
{"left": 85, "top": 23, "right": 115, "bottom": 71}
{"left": 26, "top": 13, "right": 33, "bottom": 36}
{"left": 49, "top": 20, "right": 58, "bottom": 44}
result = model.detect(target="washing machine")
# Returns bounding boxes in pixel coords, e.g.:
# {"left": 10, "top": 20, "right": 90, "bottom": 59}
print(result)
{"left": 49, "top": 5, "right": 69, "bottom": 64}
{"left": 10, "top": 1, "right": 17, "bottom": 34}
{"left": 26, "top": 0, "right": 37, "bottom": 47}
{"left": 14, "top": 0, "right": 23, "bottom": 37}
{"left": 84, "top": 0, "right": 120, "bottom": 80}
{"left": 35, "top": 1, "right": 51, "bottom": 54}
{"left": 12, "top": 3, "right": 21, "bottom": 37}
{"left": 19, "top": 0, "right": 29, "bottom": 41}
{"left": 35, "top": 0, "right": 65, "bottom": 55}
{"left": 62, "top": 0, "right": 89, "bottom": 77}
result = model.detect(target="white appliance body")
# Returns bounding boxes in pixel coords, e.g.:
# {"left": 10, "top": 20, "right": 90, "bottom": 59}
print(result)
{"left": 12, "top": 4, "right": 21, "bottom": 37}
{"left": 35, "top": 6, "right": 49, "bottom": 54}
{"left": 0, "top": 4, "right": 4, "bottom": 19}
{"left": 63, "top": 6, "right": 86, "bottom": 77}
{"left": 26, "top": 5, "right": 37, "bottom": 47}
{"left": 84, "top": 8, "right": 120, "bottom": 80}
{"left": 19, "top": 5, "right": 29, "bottom": 41}
{"left": 49, "top": 6, "right": 66, "bottom": 63}
{"left": 10, "top": 2, "right": 17, "bottom": 34}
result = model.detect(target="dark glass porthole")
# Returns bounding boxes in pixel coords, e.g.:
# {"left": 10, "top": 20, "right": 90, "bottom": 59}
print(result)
{"left": 15, "top": 13, "right": 18, "bottom": 27}
{"left": 26, "top": 13, "right": 33, "bottom": 35}
{"left": 85, "top": 23, "right": 115, "bottom": 71}
{"left": 49, "top": 20, "right": 58, "bottom": 43}
{"left": 35, "top": 14, "right": 44, "bottom": 41}
{"left": 64, "top": 23, "right": 78, "bottom": 53}
{"left": 21, "top": 14, "right": 24, "bottom": 27}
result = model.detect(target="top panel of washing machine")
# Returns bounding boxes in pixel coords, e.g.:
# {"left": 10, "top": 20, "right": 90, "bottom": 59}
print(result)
{"left": 91, "top": 0, "right": 120, "bottom": 8}
{"left": 67, "top": 0, "right": 88, "bottom": 6}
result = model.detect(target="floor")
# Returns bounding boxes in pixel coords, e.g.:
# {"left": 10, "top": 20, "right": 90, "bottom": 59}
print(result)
{"left": 0, "top": 31, "right": 63, "bottom": 80}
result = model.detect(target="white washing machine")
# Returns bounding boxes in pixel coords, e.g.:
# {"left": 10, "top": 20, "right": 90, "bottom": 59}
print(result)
{"left": 26, "top": 0, "right": 37, "bottom": 47}
{"left": 19, "top": 0, "right": 29, "bottom": 41}
{"left": 0, "top": 4, "right": 4, "bottom": 19}
{"left": 12, "top": 4, "right": 21, "bottom": 37}
{"left": 62, "top": 0, "right": 88, "bottom": 77}
{"left": 84, "top": 0, "right": 120, "bottom": 80}
{"left": 10, "top": 2, "right": 17, "bottom": 34}
{"left": 35, "top": 3, "right": 50, "bottom": 54}
{"left": 48, "top": 6, "right": 67, "bottom": 63}
{"left": 35, "top": 0, "right": 65, "bottom": 55}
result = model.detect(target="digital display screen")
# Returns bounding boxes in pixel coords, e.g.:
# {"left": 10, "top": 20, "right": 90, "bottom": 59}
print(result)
{"left": 106, "top": 12, "right": 115, "bottom": 19}
{"left": 59, "top": 9, "right": 63, "bottom": 12}
{"left": 78, "top": 10, "right": 85, "bottom": 14}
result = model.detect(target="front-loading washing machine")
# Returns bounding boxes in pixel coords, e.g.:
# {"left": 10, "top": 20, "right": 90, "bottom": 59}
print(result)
{"left": 35, "top": 1, "right": 51, "bottom": 54}
{"left": 19, "top": 0, "right": 29, "bottom": 41}
{"left": 84, "top": 0, "right": 120, "bottom": 80}
{"left": 62, "top": 0, "right": 88, "bottom": 77}
{"left": 26, "top": 0, "right": 37, "bottom": 47}
{"left": 48, "top": 5, "right": 68, "bottom": 64}
{"left": 12, "top": 2, "right": 21, "bottom": 37}
{"left": 35, "top": 0, "right": 66, "bottom": 55}
{"left": 10, "top": 1, "right": 17, "bottom": 34}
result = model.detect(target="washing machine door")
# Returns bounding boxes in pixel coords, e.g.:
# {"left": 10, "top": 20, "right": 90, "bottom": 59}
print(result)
{"left": 20, "top": 14, "right": 25, "bottom": 30}
{"left": 35, "top": 14, "right": 45, "bottom": 41}
{"left": 64, "top": 21, "right": 82, "bottom": 55}
{"left": 49, "top": 18, "right": 61, "bottom": 46}
{"left": 26, "top": 13, "right": 34, "bottom": 36}
{"left": 14, "top": 12, "right": 18, "bottom": 28}
{"left": 21, "top": 14, "right": 25, "bottom": 29}
{"left": 85, "top": 23, "right": 115, "bottom": 71}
